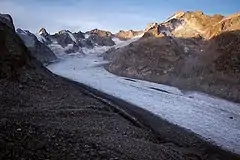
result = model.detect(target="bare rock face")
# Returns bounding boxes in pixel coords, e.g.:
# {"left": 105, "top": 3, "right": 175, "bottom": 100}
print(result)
{"left": 145, "top": 23, "right": 158, "bottom": 32}
{"left": 86, "top": 29, "right": 113, "bottom": 38}
{"left": 53, "top": 30, "right": 76, "bottom": 47}
{"left": 0, "top": 16, "right": 34, "bottom": 79}
{"left": 207, "top": 12, "right": 240, "bottom": 38}
{"left": 87, "top": 34, "right": 115, "bottom": 46}
{"left": 16, "top": 28, "right": 57, "bottom": 64}
{"left": 52, "top": 30, "right": 81, "bottom": 53}
{"left": 73, "top": 31, "right": 85, "bottom": 40}
{"left": 142, "top": 11, "right": 225, "bottom": 40}
{"left": 115, "top": 30, "right": 144, "bottom": 40}
{"left": 143, "top": 24, "right": 165, "bottom": 38}
{"left": 85, "top": 29, "right": 115, "bottom": 46}
{"left": 0, "top": 13, "right": 15, "bottom": 30}
{"left": 39, "top": 28, "right": 49, "bottom": 37}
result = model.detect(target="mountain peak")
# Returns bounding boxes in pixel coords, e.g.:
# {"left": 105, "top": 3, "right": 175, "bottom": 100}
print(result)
{"left": 86, "top": 29, "right": 113, "bottom": 38}
{"left": 191, "top": 10, "right": 204, "bottom": 15}
{"left": 39, "top": 28, "right": 49, "bottom": 36}
{"left": 0, "top": 13, "right": 15, "bottom": 30}
{"left": 115, "top": 29, "right": 144, "bottom": 40}
{"left": 145, "top": 23, "right": 158, "bottom": 31}
{"left": 58, "top": 30, "right": 70, "bottom": 34}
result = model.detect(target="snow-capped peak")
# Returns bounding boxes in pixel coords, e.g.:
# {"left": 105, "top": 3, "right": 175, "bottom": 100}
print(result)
{"left": 164, "top": 11, "right": 185, "bottom": 23}
{"left": 39, "top": 28, "right": 49, "bottom": 36}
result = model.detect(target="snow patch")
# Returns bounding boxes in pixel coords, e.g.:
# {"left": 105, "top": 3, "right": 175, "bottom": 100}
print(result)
{"left": 85, "top": 34, "right": 90, "bottom": 39}
{"left": 17, "top": 29, "right": 27, "bottom": 35}
{"left": 48, "top": 43, "right": 65, "bottom": 56}
{"left": 113, "top": 34, "right": 143, "bottom": 49}
{"left": 64, "top": 44, "right": 74, "bottom": 51}
{"left": 164, "top": 14, "right": 179, "bottom": 23}
{"left": 112, "top": 38, "right": 124, "bottom": 45}
{"left": 35, "top": 34, "right": 46, "bottom": 43}
{"left": 0, "top": 14, "right": 11, "bottom": 21}
{"left": 67, "top": 32, "right": 77, "bottom": 43}
{"left": 82, "top": 46, "right": 111, "bottom": 55}
{"left": 39, "top": 30, "right": 45, "bottom": 35}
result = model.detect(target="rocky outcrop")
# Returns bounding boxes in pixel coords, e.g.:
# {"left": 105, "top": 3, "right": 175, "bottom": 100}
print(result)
{"left": 0, "top": 18, "right": 34, "bottom": 79}
{"left": 105, "top": 11, "right": 240, "bottom": 102}
{"left": 73, "top": 31, "right": 85, "bottom": 40}
{"left": 51, "top": 30, "right": 81, "bottom": 53}
{"left": 86, "top": 29, "right": 113, "bottom": 38}
{"left": 16, "top": 28, "right": 57, "bottom": 64}
{"left": 53, "top": 30, "right": 77, "bottom": 47}
{"left": 0, "top": 13, "right": 15, "bottom": 30}
{"left": 39, "top": 28, "right": 49, "bottom": 37}
{"left": 115, "top": 30, "right": 144, "bottom": 40}
{"left": 207, "top": 12, "right": 240, "bottom": 38}
{"left": 143, "top": 23, "right": 166, "bottom": 38}
{"left": 87, "top": 34, "right": 115, "bottom": 46}
{"left": 85, "top": 29, "right": 115, "bottom": 46}
{"left": 142, "top": 11, "right": 225, "bottom": 40}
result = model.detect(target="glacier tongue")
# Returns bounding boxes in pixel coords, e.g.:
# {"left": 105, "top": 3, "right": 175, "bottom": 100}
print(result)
{"left": 47, "top": 53, "right": 240, "bottom": 155}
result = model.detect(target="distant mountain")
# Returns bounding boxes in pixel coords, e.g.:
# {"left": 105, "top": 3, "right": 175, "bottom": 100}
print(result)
{"left": 37, "top": 28, "right": 121, "bottom": 54}
{"left": 105, "top": 11, "right": 240, "bottom": 102}
{"left": 115, "top": 30, "right": 144, "bottom": 40}
{"left": 86, "top": 28, "right": 113, "bottom": 38}
{"left": 16, "top": 28, "right": 57, "bottom": 64}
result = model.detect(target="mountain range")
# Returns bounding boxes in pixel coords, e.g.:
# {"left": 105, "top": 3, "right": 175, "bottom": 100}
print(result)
{"left": 5, "top": 10, "right": 240, "bottom": 102}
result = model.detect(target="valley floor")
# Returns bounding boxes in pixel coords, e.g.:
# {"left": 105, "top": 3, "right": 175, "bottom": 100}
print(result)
{"left": 48, "top": 53, "right": 240, "bottom": 155}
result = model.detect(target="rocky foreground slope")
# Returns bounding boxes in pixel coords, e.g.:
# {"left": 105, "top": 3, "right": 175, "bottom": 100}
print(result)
{"left": 1, "top": 14, "right": 240, "bottom": 159}
{"left": 105, "top": 11, "right": 240, "bottom": 102}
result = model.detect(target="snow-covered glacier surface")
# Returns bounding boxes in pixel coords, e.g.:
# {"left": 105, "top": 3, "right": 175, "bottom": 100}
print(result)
{"left": 48, "top": 53, "right": 240, "bottom": 155}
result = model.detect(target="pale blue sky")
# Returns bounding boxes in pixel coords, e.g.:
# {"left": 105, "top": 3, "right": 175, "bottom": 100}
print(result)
{"left": 0, "top": 0, "right": 239, "bottom": 33}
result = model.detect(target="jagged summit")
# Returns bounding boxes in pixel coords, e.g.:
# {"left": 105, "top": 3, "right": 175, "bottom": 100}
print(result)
{"left": 39, "top": 27, "right": 49, "bottom": 36}
{"left": 0, "top": 13, "right": 15, "bottom": 30}
{"left": 0, "top": 15, "right": 34, "bottom": 79}
{"left": 115, "top": 29, "right": 144, "bottom": 40}
{"left": 142, "top": 10, "right": 231, "bottom": 39}
{"left": 58, "top": 29, "right": 72, "bottom": 34}
{"left": 86, "top": 28, "right": 113, "bottom": 38}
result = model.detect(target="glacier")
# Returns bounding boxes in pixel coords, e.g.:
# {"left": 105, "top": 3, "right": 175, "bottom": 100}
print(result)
{"left": 47, "top": 36, "right": 240, "bottom": 155}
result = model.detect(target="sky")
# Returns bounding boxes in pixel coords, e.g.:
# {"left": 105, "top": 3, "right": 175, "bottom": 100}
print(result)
{"left": 0, "top": 0, "right": 239, "bottom": 34}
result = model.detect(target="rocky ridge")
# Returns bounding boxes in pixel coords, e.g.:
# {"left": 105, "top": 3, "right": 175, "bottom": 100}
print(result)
{"left": 115, "top": 30, "right": 144, "bottom": 40}
{"left": 16, "top": 28, "right": 57, "bottom": 64}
